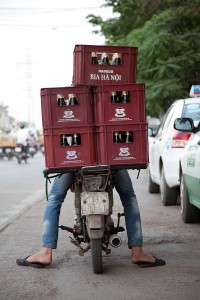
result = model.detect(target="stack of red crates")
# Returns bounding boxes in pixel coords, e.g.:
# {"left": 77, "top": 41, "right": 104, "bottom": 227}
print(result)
{"left": 41, "top": 44, "right": 148, "bottom": 172}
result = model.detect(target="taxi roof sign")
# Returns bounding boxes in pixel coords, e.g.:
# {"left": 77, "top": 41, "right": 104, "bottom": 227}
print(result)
{"left": 190, "top": 85, "right": 200, "bottom": 97}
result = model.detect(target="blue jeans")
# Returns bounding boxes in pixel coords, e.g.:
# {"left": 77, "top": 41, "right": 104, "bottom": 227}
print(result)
{"left": 42, "top": 170, "right": 143, "bottom": 249}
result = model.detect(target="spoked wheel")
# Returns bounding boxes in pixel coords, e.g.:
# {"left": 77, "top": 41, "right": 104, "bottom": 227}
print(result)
{"left": 91, "top": 238, "right": 103, "bottom": 274}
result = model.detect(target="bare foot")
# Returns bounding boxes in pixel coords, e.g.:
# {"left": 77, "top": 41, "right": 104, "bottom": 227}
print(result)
{"left": 131, "top": 246, "right": 156, "bottom": 264}
{"left": 26, "top": 247, "right": 52, "bottom": 265}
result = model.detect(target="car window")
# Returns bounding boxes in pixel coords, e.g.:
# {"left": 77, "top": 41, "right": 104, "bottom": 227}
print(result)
{"left": 157, "top": 107, "right": 173, "bottom": 133}
{"left": 182, "top": 103, "right": 200, "bottom": 121}
{"left": 162, "top": 106, "right": 176, "bottom": 130}
{"left": 163, "top": 102, "right": 183, "bottom": 130}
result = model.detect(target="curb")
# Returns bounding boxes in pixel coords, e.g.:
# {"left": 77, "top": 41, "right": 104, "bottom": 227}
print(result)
{"left": 0, "top": 191, "right": 45, "bottom": 233}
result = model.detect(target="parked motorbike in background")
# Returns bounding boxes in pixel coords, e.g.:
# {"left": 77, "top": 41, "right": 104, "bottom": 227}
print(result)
{"left": 45, "top": 165, "right": 125, "bottom": 274}
{"left": 14, "top": 144, "right": 29, "bottom": 164}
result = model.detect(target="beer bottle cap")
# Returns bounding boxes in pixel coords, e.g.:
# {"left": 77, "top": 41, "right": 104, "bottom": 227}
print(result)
{"left": 111, "top": 91, "right": 116, "bottom": 96}
{"left": 122, "top": 91, "right": 128, "bottom": 95}
{"left": 69, "top": 93, "right": 76, "bottom": 98}
{"left": 102, "top": 52, "right": 108, "bottom": 58}
{"left": 91, "top": 52, "right": 97, "bottom": 56}
{"left": 112, "top": 53, "right": 119, "bottom": 59}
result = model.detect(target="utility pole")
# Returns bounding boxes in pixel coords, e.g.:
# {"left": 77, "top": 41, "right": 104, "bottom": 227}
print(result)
{"left": 26, "top": 50, "right": 35, "bottom": 127}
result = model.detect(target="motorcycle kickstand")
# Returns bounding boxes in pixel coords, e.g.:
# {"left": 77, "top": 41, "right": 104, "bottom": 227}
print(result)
{"left": 69, "top": 236, "right": 90, "bottom": 256}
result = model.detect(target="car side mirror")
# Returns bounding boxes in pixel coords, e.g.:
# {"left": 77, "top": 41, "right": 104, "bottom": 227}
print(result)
{"left": 174, "top": 118, "right": 194, "bottom": 132}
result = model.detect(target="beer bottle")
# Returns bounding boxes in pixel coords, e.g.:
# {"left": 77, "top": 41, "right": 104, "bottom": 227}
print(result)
{"left": 69, "top": 94, "right": 78, "bottom": 105}
{"left": 112, "top": 53, "right": 121, "bottom": 65}
{"left": 101, "top": 52, "right": 110, "bottom": 65}
{"left": 125, "top": 131, "right": 133, "bottom": 143}
{"left": 110, "top": 91, "right": 117, "bottom": 104}
{"left": 113, "top": 131, "right": 121, "bottom": 143}
{"left": 61, "top": 134, "right": 68, "bottom": 146}
{"left": 91, "top": 52, "right": 99, "bottom": 64}
{"left": 73, "top": 133, "right": 80, "bottom": 145}
{"left": 121, "top": 91, "right": 130, "bottom": 103}
{"left": 66, "top": 135, "right": 73, "bottom": 146}
{"left": 57, "top": 94, "right": 65, "bottom": 106}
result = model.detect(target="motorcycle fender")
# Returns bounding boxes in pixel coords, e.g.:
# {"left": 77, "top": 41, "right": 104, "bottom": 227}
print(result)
{"left": 86, "top": 215, "right": 105, "bottom": 239}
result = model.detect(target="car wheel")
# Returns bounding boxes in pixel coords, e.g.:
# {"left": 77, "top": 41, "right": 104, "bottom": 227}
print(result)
{"left": 148, "top": 169, "right": 159, "bottom": 193}
{"left": 180, "top": 174, "right": 200, "bottom": 223}
{"left": 160, "top": 168, "right": 178, "bottom": 206}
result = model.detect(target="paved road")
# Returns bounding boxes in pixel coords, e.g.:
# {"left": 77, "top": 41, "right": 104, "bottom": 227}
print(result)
{"left": 0, "top": 169, "right": 200, "bottom": 300}
{"left": 0, "top": 152, "right": 45, "bottom": 231}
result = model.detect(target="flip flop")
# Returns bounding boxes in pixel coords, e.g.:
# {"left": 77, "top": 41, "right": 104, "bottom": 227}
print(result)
{"left": 134, "top": 256, "right": 166, "bottom": 268}
{"left": 16, "top": 256, "right": 47, "bottom": 268}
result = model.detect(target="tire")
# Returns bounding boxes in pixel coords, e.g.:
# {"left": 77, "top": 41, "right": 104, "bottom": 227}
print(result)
{"left": 91, "top": 238, "right": 103, "bottom": 274}
{"left": 180, "top": 175, "right": 200, "bottom": 223}
{"left": 148, "top": 169, "right": 159, "bottom": 193}
{"left": 17, "top": 156, "right": 21, "bottom": 164}
{"left": 160, "top": 168, "right": 178, "bottom": 206}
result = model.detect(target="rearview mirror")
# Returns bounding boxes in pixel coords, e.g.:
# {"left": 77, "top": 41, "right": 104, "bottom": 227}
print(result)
{"left": 174, "top": 118, "right": 194, "bottom": 132}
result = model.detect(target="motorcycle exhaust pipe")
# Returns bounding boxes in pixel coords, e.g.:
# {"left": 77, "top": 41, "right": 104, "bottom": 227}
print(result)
{"left": 109, "top": 235, "right": 122, "bottom": 248}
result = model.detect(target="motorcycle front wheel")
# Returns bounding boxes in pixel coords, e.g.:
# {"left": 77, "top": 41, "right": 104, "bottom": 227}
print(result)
{"left": 91, "top": 238, "right": 103, "bottom": 274}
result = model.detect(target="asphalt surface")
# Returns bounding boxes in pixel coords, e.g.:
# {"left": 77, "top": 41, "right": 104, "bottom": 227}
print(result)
{"left": 0, "top": 152, "right": 45, "bottom": 232}
{"left": 0, "top": 169, "right": 200, "bottom": 300}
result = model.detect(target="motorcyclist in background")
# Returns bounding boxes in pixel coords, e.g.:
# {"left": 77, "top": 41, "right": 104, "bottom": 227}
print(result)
{"left": 15, "top": 124, "right": 29, "bottom": 155}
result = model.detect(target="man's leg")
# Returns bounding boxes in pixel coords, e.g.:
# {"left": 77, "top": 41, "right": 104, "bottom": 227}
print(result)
{"left": 114, "top": 169, "right": 165, "bottom": 265}
{"left": 16, "top": 173, "right": 74, "bottom": 266}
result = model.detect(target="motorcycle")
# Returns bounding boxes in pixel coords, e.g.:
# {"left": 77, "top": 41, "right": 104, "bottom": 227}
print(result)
{"left": 15, "top": 144, "right": 29, "bottom": 164}
{"left": 29, "top": 146, "right": 37, "bottom": 157}
{"left": 45, "top": 165, "right": 124, "bottom": 274}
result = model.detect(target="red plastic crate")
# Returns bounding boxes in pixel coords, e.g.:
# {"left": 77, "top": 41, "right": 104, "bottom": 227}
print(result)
{"left": 94, "top": 83, "right": 146, "bottom": 125}
{"left": 41, "top": 86, "right": 94, "bottom": 129}
{"left": 96, "top": 124, "right": 149, "bottom": 169}
{"left": 72, "top": 44, "right": 137, "bottom": 85}
{"left": 43, "top": 126, "right": 97, "bottom": 171}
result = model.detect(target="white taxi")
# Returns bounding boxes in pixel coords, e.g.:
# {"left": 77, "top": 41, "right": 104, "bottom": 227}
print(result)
{"left": 148, "top": 85, "right": 200, "bottom": 206}
{"left": 174, "top": 117, "right": 200, "bottom": 223}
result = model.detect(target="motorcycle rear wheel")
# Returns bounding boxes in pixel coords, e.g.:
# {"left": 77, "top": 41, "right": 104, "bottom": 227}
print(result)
{"left": 91, "top": 238, "right": 103, "bottom": 274}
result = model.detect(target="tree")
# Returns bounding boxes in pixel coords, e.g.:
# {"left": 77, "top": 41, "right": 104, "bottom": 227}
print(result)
{"left": 87, "top": 0, "right": 200, "bottom": 116}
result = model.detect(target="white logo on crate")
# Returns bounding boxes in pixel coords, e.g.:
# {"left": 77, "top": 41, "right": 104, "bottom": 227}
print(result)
{"left": 63, "top": 110, "right": 74, "bottom": 119}
{"left": 66, "top": 150, "right": 77, "bottom": 160}
{"left": 115, "top": 107, "right": 126, "bottom": 118}
{"left": 119, "top": 147, "right": 130, "bottom": 157}
{"left": 90, "top": 72, "right": 122, "bottom": 82}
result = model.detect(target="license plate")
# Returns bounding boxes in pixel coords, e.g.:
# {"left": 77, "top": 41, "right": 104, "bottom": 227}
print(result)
{"left": 81, "top": 192, "right": 109, "bottom": 215}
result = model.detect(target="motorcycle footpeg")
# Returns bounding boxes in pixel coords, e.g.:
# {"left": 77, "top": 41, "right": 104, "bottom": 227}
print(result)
{"left": 59, "top": 225, "right": 74, "bottom": 233}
